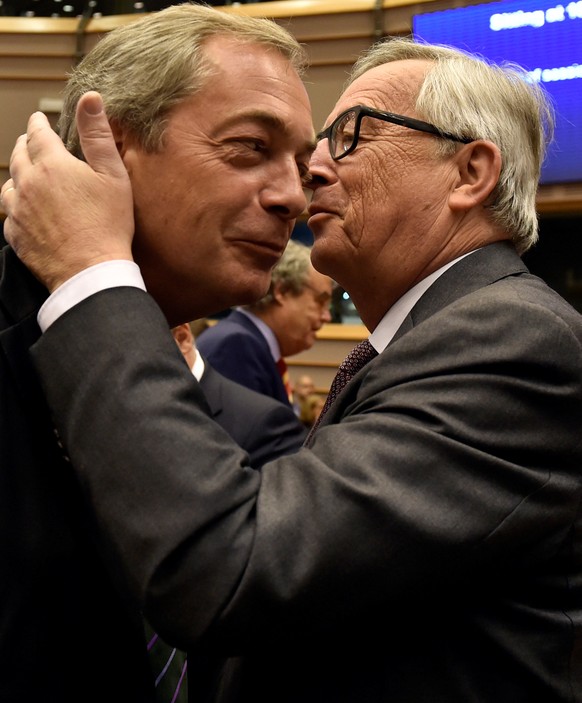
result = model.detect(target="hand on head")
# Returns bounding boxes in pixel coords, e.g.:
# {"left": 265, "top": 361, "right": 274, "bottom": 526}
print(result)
{"left": 1, "top": 91, "right": 135, "bottom": 292}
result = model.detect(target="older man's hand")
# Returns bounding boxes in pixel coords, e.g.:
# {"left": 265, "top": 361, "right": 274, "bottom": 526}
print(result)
{"left": 1, "top": 91, "right": 134, "bottom": 292}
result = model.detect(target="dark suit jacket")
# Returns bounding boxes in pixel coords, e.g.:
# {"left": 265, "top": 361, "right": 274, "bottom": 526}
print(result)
{"left": 0, "top": 246, "right": 156, "bottom": 703}
{"left": 146, "top": 360, "right": 306, "bottom": 701}
{"left": 199, "top": 361, "right": 306, "bottom": 467}
{"left": 197, "top": 310, "right": 291, "bottom": 407}
{"left": 31, "top": 242, "right": 582, "bottom": 702}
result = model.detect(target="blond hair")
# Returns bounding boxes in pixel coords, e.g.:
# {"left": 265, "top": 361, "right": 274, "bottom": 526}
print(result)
{"left": 58, "top": 2, "right": 307, "bottom": 158}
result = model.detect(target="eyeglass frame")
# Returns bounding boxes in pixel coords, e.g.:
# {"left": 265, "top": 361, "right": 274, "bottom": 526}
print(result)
{"left": 317, "top": 104, "right": 474, "bottom": 161}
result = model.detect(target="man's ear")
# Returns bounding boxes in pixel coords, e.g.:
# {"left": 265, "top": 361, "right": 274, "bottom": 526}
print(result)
{"left": 171, "top": 323, "right": 192, "bottom": 355}
{"left": 109, "top": 119, "right": 130, "bottom": 158}
{"left": 272, "top": 282, "right": 286, "bottom": 305}
{"left": 449, "top": 140, "right": 502, "bottom": 212}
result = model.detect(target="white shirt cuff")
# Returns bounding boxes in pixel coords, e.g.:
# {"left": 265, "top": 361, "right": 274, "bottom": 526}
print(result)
{"left": 37, "top": 260, "right": 146, "bottom": 332}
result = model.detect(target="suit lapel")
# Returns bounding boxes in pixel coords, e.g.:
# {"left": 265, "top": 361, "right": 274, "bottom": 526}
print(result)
{"left": 310, "top": 243, "right": 528, "bottom": 438}
{"left": 392, "top": 241, "right": 528, "bottom": 344}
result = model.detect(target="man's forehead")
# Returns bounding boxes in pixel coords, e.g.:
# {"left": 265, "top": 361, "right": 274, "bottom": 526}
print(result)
{"left": 325, "top": 60, "right": 425, "bottom": 126}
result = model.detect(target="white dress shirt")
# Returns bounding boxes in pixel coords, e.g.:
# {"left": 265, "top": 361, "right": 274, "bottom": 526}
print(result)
{"left": 38, "top": 252, "right": 478, "bottom": 344}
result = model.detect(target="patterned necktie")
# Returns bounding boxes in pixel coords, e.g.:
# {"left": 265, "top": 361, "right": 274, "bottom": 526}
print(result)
{"left": 276, "top": 357, "right": 294, "bottom": 404}
{"left": 308, "top": 339, "right": 378, "bottom": 439}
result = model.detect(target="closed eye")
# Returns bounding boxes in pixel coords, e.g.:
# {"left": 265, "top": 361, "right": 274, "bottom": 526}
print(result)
{"left": 242, "top": 139, "right": 268, "bottom": 153}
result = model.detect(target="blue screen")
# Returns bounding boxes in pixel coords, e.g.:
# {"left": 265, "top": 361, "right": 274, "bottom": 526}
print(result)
{"left": 413, "top": 0, "right": 582, "bottom": 184}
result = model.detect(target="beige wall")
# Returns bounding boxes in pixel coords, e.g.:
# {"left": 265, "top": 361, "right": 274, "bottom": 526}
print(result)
{"left": 0, "top": 18, "right": 77, "bottom": 187}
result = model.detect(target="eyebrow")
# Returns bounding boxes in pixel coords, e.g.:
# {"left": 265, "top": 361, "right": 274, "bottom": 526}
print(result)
{"left": 220, "top": 109, "right": 317, "bottom": 154}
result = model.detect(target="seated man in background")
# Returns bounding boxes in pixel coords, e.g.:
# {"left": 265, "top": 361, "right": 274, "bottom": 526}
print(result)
{"left": 291, "top": 372, "right": 315, "bottom": 416}
{"left": 173, "top": 322, "right": 307, "bottom": 463}
{"left": 298, "top": 391, "right": 326, "bottom": 429}
{"left": 197, "top": 240, "right": 333, "bottom": 407}
{"left": 4, "top": 35, "right": 582, "bottom": 703}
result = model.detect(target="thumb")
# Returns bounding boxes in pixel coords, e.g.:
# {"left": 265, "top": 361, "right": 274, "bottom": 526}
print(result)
{"left": 76, "top": 91, "right": 127, "bottom": 180}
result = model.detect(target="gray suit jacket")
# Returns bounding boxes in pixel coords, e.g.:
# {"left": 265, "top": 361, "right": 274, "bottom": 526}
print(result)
{"left": 31, "top": 242, "right": 582, "bottom": 702}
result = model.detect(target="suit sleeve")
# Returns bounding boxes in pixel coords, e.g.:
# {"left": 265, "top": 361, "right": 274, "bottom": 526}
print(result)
{"left": 239, "top": 401, "right": 306, "bottom": 469}
{"left": 30, "top": 285, "right": 582, "bottom": 652}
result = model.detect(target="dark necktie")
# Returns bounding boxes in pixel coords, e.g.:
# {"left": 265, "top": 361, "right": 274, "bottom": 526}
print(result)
{"left": 308, "top": 339, "right": 378, "bottom": 439}
{"left": 145, "top": 623, "right": 188, "bottom": 703}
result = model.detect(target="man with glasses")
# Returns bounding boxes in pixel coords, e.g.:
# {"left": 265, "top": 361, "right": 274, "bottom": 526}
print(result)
{"left": 197, "top": 239, "right": 332, "bottom": 410}
{"left": 3, "top": 36, "right": 582, "bottom": 703}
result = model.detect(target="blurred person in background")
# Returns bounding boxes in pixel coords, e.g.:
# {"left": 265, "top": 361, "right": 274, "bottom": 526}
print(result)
{"left": 197, "top": 240, "right": 333, "bottom": 408}
{"left": 298, "top": 392, "right": 326, "bottom": 429}
{"left": 173, "top": 322, "right": 307, "bottom": 462}
{"left": 291, "top": 372, "right": 315, "bottom": 416}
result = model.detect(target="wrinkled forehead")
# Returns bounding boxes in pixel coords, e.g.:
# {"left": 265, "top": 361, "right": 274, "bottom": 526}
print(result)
{"left": 326, "top": 59, "right": 430, "bottom": 127}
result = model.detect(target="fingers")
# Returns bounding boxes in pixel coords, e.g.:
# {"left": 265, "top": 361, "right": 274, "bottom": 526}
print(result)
{"left": 24, "top": 110, "right": 64, "bottom": 163}
{"left": 2, "top": 90, "right": 135, "bottom": 290}
{"left": 76, "top": 91, "right": 127, "bottom": 180}
{"left": 1, "top": 179, "right": 15, "bottom": 198}
{"left": 8, "top": 133, "right": 31, "bottom": 186}
{"left": 0, "top": 179, "right": 15, "bottom": 215}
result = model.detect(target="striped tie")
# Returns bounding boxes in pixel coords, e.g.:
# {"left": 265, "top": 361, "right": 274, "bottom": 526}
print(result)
{"left": 307, "top": 339, "right": 378, "bottom": 439}
{"left": 146, "top": 624, "right": 188, "bottom": 703}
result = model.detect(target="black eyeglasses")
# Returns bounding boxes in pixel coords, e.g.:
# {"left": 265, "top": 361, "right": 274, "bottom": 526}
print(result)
{"left": 317, "top": 104, "right": 474, "bottom": 161}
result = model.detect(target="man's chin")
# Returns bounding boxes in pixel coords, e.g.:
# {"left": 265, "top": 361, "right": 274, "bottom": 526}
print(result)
{"left": 222, "top": 272, "right": 272, "bottom": 307}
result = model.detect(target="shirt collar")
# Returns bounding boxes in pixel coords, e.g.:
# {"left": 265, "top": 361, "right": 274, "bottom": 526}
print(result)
{"left": 191, "top": 350, "right": 205, "bottom": 382}
{"left": 369, "top": 250, "right": 477, "bottom": 353}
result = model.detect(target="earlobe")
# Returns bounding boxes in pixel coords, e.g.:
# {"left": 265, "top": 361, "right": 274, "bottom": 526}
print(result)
{"left": 109, "top": 120, "right": 138, "bottom": 175}
{"left": 172, "top": 324, "right": 191, "bottom": 355}
{"left": 109, "top": 119, "right": 128, "bottom": 158}
{"left": 449, "top": 140, "right": 501, "bottom": 212}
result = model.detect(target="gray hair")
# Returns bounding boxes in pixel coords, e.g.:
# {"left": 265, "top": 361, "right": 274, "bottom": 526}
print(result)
{"left": 348, "top": 37, "right": 554, "bottom": 255}
{"left": 246, "top": 239, "right": 312, "bottom": 311}
{"left": 58, "top": 2, "right": 308, "bottom": 158}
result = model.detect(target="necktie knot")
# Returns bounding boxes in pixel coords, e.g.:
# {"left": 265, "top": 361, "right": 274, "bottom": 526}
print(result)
{"left": 330, "top": 339, "right": 378, "bottom": 397}
{"left": 307, "top": 339, "right": 378, "bottom": 441}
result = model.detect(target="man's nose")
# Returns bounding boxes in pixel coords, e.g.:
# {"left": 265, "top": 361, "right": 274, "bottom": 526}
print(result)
{"left": 321, "top": 305, "right": 332, "bottom": 323}
{"left": 306, "top": 142, "right": 335, "bottom": 191}
{"left": 263, "top": 165, "right": 308, "bottom": 219}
